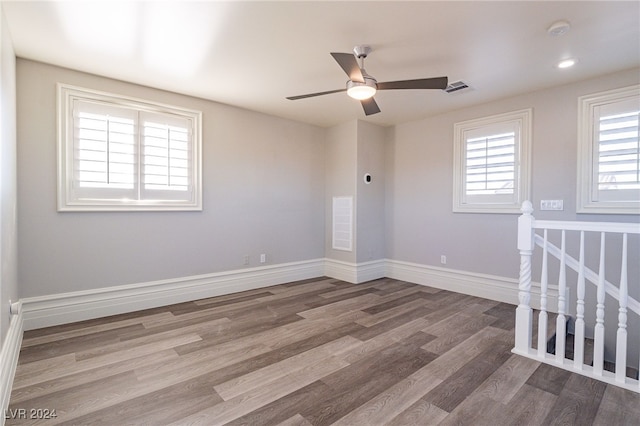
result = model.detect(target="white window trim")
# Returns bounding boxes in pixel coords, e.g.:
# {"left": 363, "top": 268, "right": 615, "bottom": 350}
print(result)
{"left": 453, "top": 109, "right": 532, "bottom": 214}
{"left": 577, "top": 85, "right": 640, "bottom": 215}
{"left": 57, "top": 84, "right": 203, "bottom": 211}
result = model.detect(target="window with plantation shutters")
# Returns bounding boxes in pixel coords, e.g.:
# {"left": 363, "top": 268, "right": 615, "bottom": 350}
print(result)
{"left": 465, "top": 132, "right": 515, "bottom": 197}
{"left": 578, "top": 85, "right": 640, "bottom": 214}
{"left": 596, "top": 107, "right": 639, "bottom": 196}
{"left": 453, "top": 109, "right": 531, "bottom": 213}
{"left": 58, "top": 84, "right": 202, "bottom": 211}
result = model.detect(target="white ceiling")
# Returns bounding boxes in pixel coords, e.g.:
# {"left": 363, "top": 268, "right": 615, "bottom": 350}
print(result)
{"left": 3, "top": 1, "right": 639, "bottom": 127}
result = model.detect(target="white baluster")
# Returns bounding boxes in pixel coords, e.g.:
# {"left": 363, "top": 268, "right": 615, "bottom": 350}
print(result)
{"left": 537, "top": 229, "right": 549, "bottom": 357}
{"left": 593, "top": 232, "right": 606, "bottom": 376}
{"left": 574, "top": 231, "right": 586, "bottom": 369}
{"left": 556, "top": 229, "right": 567, "bottom": 364}
{"left": 615, "top": 233, "right": 628, "bottom": 383}
{"left": 515, "top": 201, "right": 535, "bottom": 353}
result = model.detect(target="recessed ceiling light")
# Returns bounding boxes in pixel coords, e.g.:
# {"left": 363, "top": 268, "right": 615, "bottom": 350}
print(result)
{"left": 547, "top": 20, "right": 571, "bottom": 37}
{"left": 557, "top": 59, "right": 576, "bottom": 69}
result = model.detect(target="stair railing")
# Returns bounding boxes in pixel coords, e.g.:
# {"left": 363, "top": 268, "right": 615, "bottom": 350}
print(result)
{"left": 514, "top": 200, "right": 640, "bottom": 393}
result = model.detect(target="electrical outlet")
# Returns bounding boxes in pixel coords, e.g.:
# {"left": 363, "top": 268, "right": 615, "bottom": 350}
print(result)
{"left": 243, "top": 255, "right": 250, "bottom": 266}
{"left": 260, "top": 253, "right": 266, "bottom": 263}
{"left": 441, "top": 255, "right": 447, "bottom": 265}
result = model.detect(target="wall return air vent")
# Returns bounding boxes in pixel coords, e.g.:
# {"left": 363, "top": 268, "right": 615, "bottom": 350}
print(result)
{"left": 445, "top": 80, "right": 471, "bottom": 94}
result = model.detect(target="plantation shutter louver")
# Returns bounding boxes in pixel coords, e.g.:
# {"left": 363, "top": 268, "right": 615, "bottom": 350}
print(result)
{"left": 594, "top": 99, "right": 640, "bottom": 202}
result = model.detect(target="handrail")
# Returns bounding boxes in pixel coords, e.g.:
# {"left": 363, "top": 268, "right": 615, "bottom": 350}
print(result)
{"left": 533, "top": 220, "right": 639, "bottom": 234}
{"left": 534, "top": 234, "right": 640, "bottom": 315}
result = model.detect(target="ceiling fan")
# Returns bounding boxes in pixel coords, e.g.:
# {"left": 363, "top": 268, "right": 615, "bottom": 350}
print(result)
{"left": 286, "top": 45, "right": 448, "bottom": 116}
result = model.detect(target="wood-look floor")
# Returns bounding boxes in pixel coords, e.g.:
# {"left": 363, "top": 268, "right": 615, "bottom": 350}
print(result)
{"left": 8, "top": 278, "right": 640, "bottom": 425}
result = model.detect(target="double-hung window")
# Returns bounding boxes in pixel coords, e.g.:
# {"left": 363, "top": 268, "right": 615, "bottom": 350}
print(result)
{"left": 577, "top": 85, "right": 640, "bottom": 214}
{"left": 58, "top": 84, "right": 202, "bottom": 211}
{"left": 453, "top": 109, "right": 532, "bottom": 213}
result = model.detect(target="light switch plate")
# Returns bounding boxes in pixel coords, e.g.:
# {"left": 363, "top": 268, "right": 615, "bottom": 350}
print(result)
{"left": 540, "top": 199, "right": 564, "bottom": 211}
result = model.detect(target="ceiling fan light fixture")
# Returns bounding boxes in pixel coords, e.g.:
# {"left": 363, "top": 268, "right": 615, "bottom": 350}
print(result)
{"left": 347, "top": 79, "right": 377, "bottom": 100}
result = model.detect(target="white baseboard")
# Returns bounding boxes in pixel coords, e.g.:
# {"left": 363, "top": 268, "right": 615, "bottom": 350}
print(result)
{"left": 20, "top": 257, "right": 557, "bottom": 331}
{"left": 1, "top": 303, "right": 23, "bottom": 423}
{"left": 21, "top": 259, "right": 325, "bottom": 331}
{"left": 324, "top": 258, "right": 386, "bottom": 284}
{"left": 385, "top": 259, "right": 559, "bottom": 312}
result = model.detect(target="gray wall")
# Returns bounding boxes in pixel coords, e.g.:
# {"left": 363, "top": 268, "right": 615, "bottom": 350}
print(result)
{"left": 323, "top": 120, "right": 387, "bottom": 264}
{"left": 324, "top": 120, "right": 357, "bottom": 263}
{"left": 17, "top": 59, "right": 326, "bottom": 298}
{"left": 386, "top": 68, "right": 640, "bottom": 279}
{"left": 0, "top": 6, "right": 17, "bottom": 341}
{"left": 356, "top": 121, "right": 386, "bottom": 263}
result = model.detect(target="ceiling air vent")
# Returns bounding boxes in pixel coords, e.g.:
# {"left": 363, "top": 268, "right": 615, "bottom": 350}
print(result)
{"left": 445, "top": 80, "right": 471, "bottom": 94}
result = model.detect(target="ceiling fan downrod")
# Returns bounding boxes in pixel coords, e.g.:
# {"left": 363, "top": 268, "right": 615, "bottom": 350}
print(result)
{"left": 353, "top": 45, "right": 372, "bottom": 70}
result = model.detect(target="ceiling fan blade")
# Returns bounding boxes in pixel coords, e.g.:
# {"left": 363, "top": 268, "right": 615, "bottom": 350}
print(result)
{"left": 377, "top": 76, "right": 448, "bottom": 91}
{"left": 361, "top": 97, "right": 381, "bottom": 116}
{"left": 330, "top": 52, "right": 364, "bottom": 82}
{"left": 286, "top": 88, "right": 346, "bottom": 100}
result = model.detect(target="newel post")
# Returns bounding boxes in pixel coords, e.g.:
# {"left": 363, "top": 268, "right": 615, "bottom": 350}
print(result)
{"left": 515, "top": 200, "right": 535, "bottom": 353}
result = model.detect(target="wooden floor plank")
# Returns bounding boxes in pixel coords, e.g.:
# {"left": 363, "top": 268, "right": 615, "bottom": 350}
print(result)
{"left": 593, "top": 383, "right": 640, "bottom": 425}
{"left": 355, "top": 297, "right": 430, "bottom": 327}
{"left": 275, "top": 413, "right": 314, "bottom": 426}
{"left": 317, "top": 280, "right": 386, "bottom": 299}
{"left": 55, "top": 373, "right": 224, "bottom": 426}
{"left": 387, "top": 398, "right": 449, "bottom": 426}
{"left": 340, "top": 318, "right": 433, "bottom": 365}
{"left": 526, "top": 363, "right": 573, "bottom": 395}
{"left": 74, "top": 317, "right": 230, "bottom": 361}
{"left": 171, "top": 312, "right": 304, "bottom": 355}
{"left": 19, "top": 306, "right": 174, "bottom": 340}
{"left": 302, "top": 335, "right": 437, "bottom": 426}
{"left": 419, "top": 326, "right": 509, "bottom": 381}
{"left": 15, "top": 333, "right": 202, "bottom": 389}
{"left": 421, "top": 312, "right": 498, "bottom": 355}
{"left": 225, "top": 381, "right": 332, "bottom": 426}
{"left": 331, "top": 357, "right": 443, "bottom": 425}
{"left": 542, "top": 373, "right": 607, "bottom": 425}
{"left": 297, "top": 293, "right": 381, "bottom": 320}
{"left": 7, "top": 278, "right": 638, "bottom": 426}
{"left": 493, "top": 383, "right": 557, "bottom": 426}
{"left": 349, "top": 305, "right": 433, "bottom": 341}
{"left": 170, "top": 354, "right": 353, "bottom": 425}
{"left": 361, "top": 288, "right": 428, "bottom": 314}
{"left": 423, "top": 340, "right": 513, "bottom": 412}
{"left": 20, "top": 312, "right": 174, "bottom": 349}
{"left": 213, "top": 335, "right": 361, "bottom": 401}
{"left": 473, "top": 352, "right": 542, "bottom": 404}
{"left": 10, "top": 349, "right": 179, "bottom": 404}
